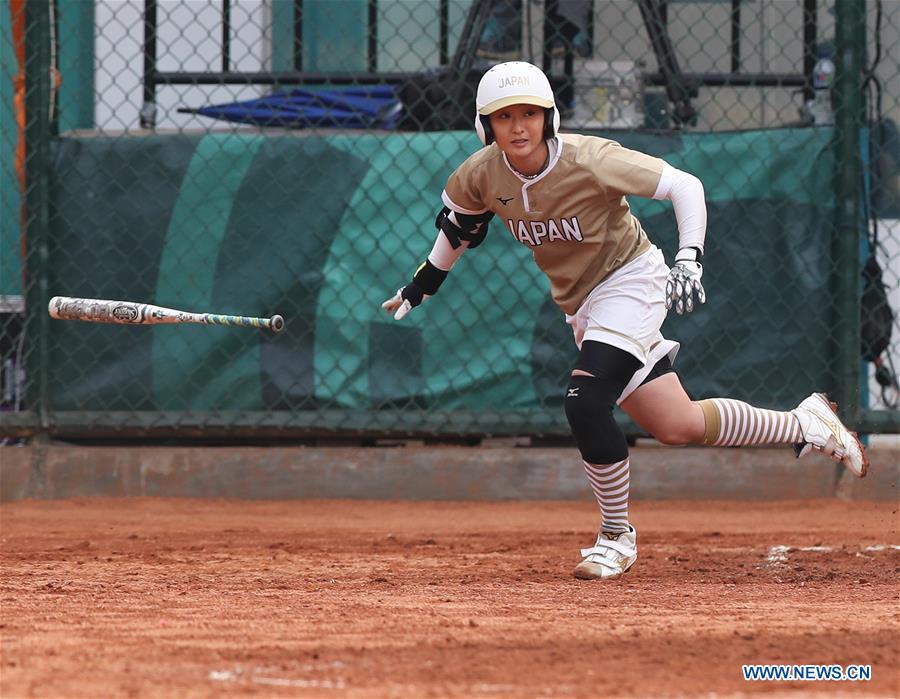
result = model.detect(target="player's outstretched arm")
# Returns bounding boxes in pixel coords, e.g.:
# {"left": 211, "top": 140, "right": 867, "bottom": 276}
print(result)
{"left": 381, "top": 205, "right": 492, "bottom": 321}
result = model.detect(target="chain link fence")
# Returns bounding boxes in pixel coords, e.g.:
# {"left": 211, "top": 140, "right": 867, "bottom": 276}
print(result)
{"left": 1, "top": 0, "right": 898, "bottom": 440}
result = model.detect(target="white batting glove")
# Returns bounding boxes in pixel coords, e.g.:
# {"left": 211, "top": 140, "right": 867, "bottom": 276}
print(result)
{"left": 382, "top": 260, "right": 448, "bottom": 320}
{"left": 666, "top": 248, "right": 706, "bottom": 315}
{"left": 381, "top": 285, "right": 428, "bottom": 321}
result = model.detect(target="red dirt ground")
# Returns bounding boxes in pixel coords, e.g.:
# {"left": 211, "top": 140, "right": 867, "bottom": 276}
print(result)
{"left": 1, "top": 498, "right": 897, "bottom": 698}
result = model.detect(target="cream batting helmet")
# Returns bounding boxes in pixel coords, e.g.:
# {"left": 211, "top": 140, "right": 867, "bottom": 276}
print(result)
{"left": 474, "top": 61, "right": 560, "bottom": 145}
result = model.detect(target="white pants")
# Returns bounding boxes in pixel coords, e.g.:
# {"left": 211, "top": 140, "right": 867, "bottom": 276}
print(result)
{"left": 565, "top": 245, "right": 680, "bottom": 405}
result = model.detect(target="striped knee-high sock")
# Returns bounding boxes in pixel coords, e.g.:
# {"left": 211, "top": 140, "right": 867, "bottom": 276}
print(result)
{"left": 582, "top": 458, "right": 630, "bottom": 534}
{"left": 698, "top": 398, "right": 802, "bottom": 446}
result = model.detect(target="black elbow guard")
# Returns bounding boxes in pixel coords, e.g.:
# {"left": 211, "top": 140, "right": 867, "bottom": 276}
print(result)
{"left": 434, "top": 206, "right": 493, "bottom": 249}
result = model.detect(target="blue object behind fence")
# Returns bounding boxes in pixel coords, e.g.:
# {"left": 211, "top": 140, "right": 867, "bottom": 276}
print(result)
{"left": 191, "top": 86, "right": 403, "bottom": 129}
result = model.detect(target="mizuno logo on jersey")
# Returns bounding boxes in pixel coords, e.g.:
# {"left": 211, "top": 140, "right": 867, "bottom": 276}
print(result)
{"left": 505, "top": 217, "right": 584, "bottom": 246}
{"left": 496, "top": 196, "right": 514, "bottom": 205}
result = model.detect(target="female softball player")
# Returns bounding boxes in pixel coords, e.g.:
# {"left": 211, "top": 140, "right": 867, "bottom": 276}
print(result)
{"left": 383, "top": 61, "right": 868, "bottom": 581}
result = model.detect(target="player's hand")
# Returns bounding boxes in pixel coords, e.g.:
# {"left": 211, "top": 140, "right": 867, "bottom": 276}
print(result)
{"left": 381, "top": 283, "right": 427, "bottom": 321}
{"left": 666, "top": 249, "right": 706, "bottom": 315}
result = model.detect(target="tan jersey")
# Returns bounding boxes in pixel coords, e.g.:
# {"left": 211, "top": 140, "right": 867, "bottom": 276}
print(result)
{"left": 442, "top": 133, "right": 665, "bottom": 315}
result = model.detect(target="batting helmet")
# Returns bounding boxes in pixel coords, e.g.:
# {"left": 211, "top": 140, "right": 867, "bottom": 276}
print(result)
{"left": 474, "top": 61, "right": 560, "bottom": 146}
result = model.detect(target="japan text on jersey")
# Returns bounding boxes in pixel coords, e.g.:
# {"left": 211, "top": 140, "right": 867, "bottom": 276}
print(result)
{"left": 505, "top": 217, "right": 584, "bottom": 246}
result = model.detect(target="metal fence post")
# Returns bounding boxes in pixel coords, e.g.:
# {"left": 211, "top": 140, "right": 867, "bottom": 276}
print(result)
{"left": 831, "top": 0, "right": 866, "bottom": 425}
{"left": 24, "top": 0, "right": 53, "bottom": 429}
{"left": 140, "top": 0, "right": 157, "bottom": 128}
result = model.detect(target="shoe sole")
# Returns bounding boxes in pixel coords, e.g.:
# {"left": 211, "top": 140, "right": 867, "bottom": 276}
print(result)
{"left": 813, "top": 393, "right": 869, "bottom": 478}
{"left": 572, "top": 559, "right": 636, "bottom": 581}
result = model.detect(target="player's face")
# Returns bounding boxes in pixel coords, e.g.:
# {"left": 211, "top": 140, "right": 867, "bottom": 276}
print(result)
{"left": 489, "top": 103, "right": 548, "bottom": 175}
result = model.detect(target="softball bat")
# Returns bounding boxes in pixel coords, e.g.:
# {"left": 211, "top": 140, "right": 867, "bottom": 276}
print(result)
{"left": 48, "top": 296, "right": 285, "bottom": 333}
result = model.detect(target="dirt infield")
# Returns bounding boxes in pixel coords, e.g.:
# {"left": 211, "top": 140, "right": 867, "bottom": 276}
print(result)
{"left": 1, "top": 498, "right": 897, "bottom": 698}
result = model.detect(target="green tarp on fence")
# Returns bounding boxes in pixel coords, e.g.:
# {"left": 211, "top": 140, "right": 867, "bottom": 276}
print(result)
{"left": 44, "top": 129, "right": 834, "bottom": 433}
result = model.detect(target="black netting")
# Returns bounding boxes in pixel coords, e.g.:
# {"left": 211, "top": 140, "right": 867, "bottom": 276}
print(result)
{"left": 1, "top": 0, "right": 897, "bottom": 440}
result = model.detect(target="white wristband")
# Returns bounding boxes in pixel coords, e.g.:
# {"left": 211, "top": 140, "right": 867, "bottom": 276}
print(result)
{"left": 675, "top": 247, "right": 702, "bottom": 264}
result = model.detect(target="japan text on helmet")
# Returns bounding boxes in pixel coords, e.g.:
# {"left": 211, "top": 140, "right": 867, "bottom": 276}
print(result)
{"left": 474, "top": 61, "right": 560, "bottom": 146}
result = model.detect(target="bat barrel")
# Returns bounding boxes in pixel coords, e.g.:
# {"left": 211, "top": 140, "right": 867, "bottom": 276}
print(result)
{"left": 48, "top": 296, "right": 149, "bottom": 324}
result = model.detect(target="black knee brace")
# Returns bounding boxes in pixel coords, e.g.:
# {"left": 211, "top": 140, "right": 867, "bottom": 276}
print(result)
{"left": 565, "top": 342, "right": 642, "bottom": 464}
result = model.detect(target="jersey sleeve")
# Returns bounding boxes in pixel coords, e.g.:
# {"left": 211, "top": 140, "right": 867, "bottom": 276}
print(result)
{"left": 441, "top": 156, "right": 491, "bottom": 214}
{"left": 589, "top": 141, "right": 666, "bottom": 199}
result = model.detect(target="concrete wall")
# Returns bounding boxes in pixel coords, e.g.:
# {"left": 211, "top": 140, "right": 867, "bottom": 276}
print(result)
{"left": 2, "top": 440, "right": 896, "bottom": 502}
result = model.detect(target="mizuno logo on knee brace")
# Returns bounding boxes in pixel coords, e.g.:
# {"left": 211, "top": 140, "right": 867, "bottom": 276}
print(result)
{"left": 567, "top": 388, "right": 579, "bottom": 397}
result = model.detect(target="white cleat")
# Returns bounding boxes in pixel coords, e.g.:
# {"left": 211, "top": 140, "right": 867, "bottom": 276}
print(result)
{"left": 573, "top": 526, "right": 637, "bottom": 580}
{"left": 792, "top": 392, "right": 869, "bottom": 478}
